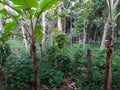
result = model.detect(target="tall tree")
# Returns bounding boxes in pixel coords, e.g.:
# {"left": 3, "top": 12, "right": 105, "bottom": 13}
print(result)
{"left": 105, "top": 0, "right": 119, "bottom": 90}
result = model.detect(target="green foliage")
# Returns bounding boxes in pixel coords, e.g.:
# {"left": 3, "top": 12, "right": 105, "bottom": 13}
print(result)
{"left": 1, "top": 40, "right": 120, "bottom": 90}
{"left": 93, "top": 49, "right": 106, "bottom": 66}
{"left": 39, "top": 61, "right": 64, "bottom": 88}
{"left": 11, "top": 0, "right": 38, "bottom": 9}
{"left": 4, "top": 55, "right": 34, "bottom": 90}
{"left": 35, "top": 25, "right": 43, "bottom": 42}
{"left": 0, "top": 9, "right": 8, "bottom": 15}
{"left": 46, "top": 46, "right": 71, "bottom": 74}
{"left": 0, "top": 0, "right": 120, "bottom": 89}
{"left": 0, "top": 32, "right": 10, "bottom": 43}
{"left": 0, "top": 0, "right": 62, "bottom": 44}
{"left": 46, "top": 45, "right": 58, "bottom": 63}
{"left": 53, "top": 33, "right": 67, "bottom": 48}
{"left": 0, "top": 42, "right": 11, "bottom": 65}
{"left": 39, "top": 0, "right": 62, "bottom": 13}
{"left": 114, "top": 39, "right": 120, "bottom": 49}
{"left": 4, "top": 21, "right": 18, "bottom": 34}
{"left": 73, "top": 19, "right": 84, "bottom": 35}
{"left": 53, "top": 52, "right": 71, "bottom": 74}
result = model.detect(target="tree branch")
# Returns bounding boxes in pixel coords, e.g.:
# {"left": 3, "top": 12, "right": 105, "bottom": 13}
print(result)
{"left": 113, "top": 0, "right": 119, "bottom": 11}
{"left": 106, "top": 0, "right": 110, "bottom": 9}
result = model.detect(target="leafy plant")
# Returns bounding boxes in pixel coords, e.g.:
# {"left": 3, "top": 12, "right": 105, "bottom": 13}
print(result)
{"left": 38, "top": 58, "right": 64, "bottom": 88}
{"left": 0, "top": 42, "right": 11, "bottom": 65}
{"left": 53, "top": 33, "right": 67, "bottom": 48}
{"left": 4, "top": 55, "right": 34, "bottom": 90}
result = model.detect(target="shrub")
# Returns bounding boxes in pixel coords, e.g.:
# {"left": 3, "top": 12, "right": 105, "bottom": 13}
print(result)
{"left": 39, "top": 60, "right": 64, "bottom": 88}
{"left": 54, "top": 52, "right": 71, "bottom": 74}
{"left": 0, "top": 43, "right": 11, "bottom": 65}
{"left": 53, "top": 33, "right": 67, "bottom": 48}
{"left": 46, "top": 46, "right": 71, "bottom": 75}
{"left": 4, "top": 55, "right": 34, "bottom": 90}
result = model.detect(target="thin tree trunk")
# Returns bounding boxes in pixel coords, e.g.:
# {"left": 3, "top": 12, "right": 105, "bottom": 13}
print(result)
{"left": 32, "top": 40, "right": 40, "bottom": 90}
{"left": 94, "top": 26, "right": 97, "bottom": 44}
{"left": 41, "top": 12, "right": 46, "bottom": 54}
{"left": 100, "top": 18, "right": 109, "bottom": 49}
{"left": 70, "top": 16, "right": 73, "bottom": 46}
{"left": 83, "top": 27, "right": 86, "bottom": 44}
{"left": 48, "top": 24, "right": 53, "bottom": 45}
{"left": 31, "top": 20, "right": 40, "bottom": 90}
{"left": 57, "top": 2, "right": 62, "bottom": 31}
{"left": 63, "top": 17, "right": 66, "bottom": 33}
{"left": 87, "top": 48, "right": 92, "bottom": 90}
{"left": 21, "top": 26, "right": 28, "bottom": 50}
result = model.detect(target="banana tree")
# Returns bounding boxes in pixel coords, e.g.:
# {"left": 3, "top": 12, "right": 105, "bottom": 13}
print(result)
{"left": 0, "top": 0, "right": 61, "bottom": 90}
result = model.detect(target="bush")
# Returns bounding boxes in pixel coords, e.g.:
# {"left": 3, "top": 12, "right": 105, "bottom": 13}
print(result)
{"left": 46, "top": 46, "right": 71, "bottom": 75}
{"left": 39, "top": 60, "right": 64, "bottom": 88}
{"left": 53, "top": 33, "right": 67, "bottom": 48}
{"left": 0, "top": 43, "right": 11, "bottom": 65}
{"left": 4, "top": 55, "right": 34, "bottom": 90}
{"left": 54, "top": 52, "right": 71, "bottom": 74}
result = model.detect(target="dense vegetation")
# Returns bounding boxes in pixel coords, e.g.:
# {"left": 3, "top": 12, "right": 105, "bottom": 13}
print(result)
{"left": 0, "top": 0, "right": 120, "bottom": 90}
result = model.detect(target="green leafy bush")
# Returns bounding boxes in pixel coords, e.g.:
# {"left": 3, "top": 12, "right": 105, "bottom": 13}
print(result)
{"left": 46, "top": 46, "right": 71, "bottom": 74}
{"left": 53, "top": 33, "right": 67, "bottom": 48}
{"left": 46, "top": 45, "right": 58, "bottom": 63}
{"left": 0, "top": 43, "right": 11, "bottom": 65}
{"left": 4, "top": 55, "right": 34, "bottom": 90}
{"left": 54, "top": 52, "right": 71, "bottom": 74}
{"left": 39, "top": 59, "right": 64, "bottom": 88}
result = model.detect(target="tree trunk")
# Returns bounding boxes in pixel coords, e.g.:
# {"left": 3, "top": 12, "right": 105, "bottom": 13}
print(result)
{"left": 93, "top": 25, "right": 97, "bottom": 44}
{"left": 21, "top": 26, "right": 28, "bottom": 50}
{"left": 63, "top": 17, "right": 66, "bottom": 33}
{"left": 57, "top": 2, "right": 62, "bottom": 31}
{"left": 82, "top": 27, "right": 86, "bottom": 45}
{"left": 105, "top": 0, "right": 119, "bottom": 89}
{"left": 31, "top": 23, "right": 40, "bottom": 90}
{"left": 32, "top": 38, "right": 40, "bottom": 90}
{"left": 41, "top": 12, "right": 46, "bottom": 54}
{"left": 78, "top": 35, "right": 81, "bottom": 44}
{"left": 69, "top": 16, "right": 73, "bottom": 46}
{"left": 100, "top": 19, "right": 109, "bottom": 49}
{"left": 105, "top": 20, "right": 114, "bottom": 90}
{"left": 87, "top": 48, "right": 92, "bottom": 90}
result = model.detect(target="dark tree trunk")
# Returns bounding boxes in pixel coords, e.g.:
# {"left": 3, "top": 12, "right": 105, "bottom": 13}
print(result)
{"left": 105, "top": 20, "right": 114, "bottom": 90}
{"left": 87, "top": 48, "right": 92, "bottom": 87}
{"left": 31, "top": 22, "right": 40, "bottom": 90}
{"left": 32, "top": 41, "right": 40, "bottom": 90}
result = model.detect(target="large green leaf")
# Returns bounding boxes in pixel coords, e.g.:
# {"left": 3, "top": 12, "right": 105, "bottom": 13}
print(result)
{"left": 4, "top": 21, "right": 18, "bottom": 34}
{"left": 35, "top": 0, "right": 62, "bottom": 17}
{"left": 0, "top": 9, "right": 8, "bottom": 15}
{"left": 39, "top": 0, "right": 62, "bottom": 12}
{"left": 11, "top": 0, "right": 38, "bottom": 9}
